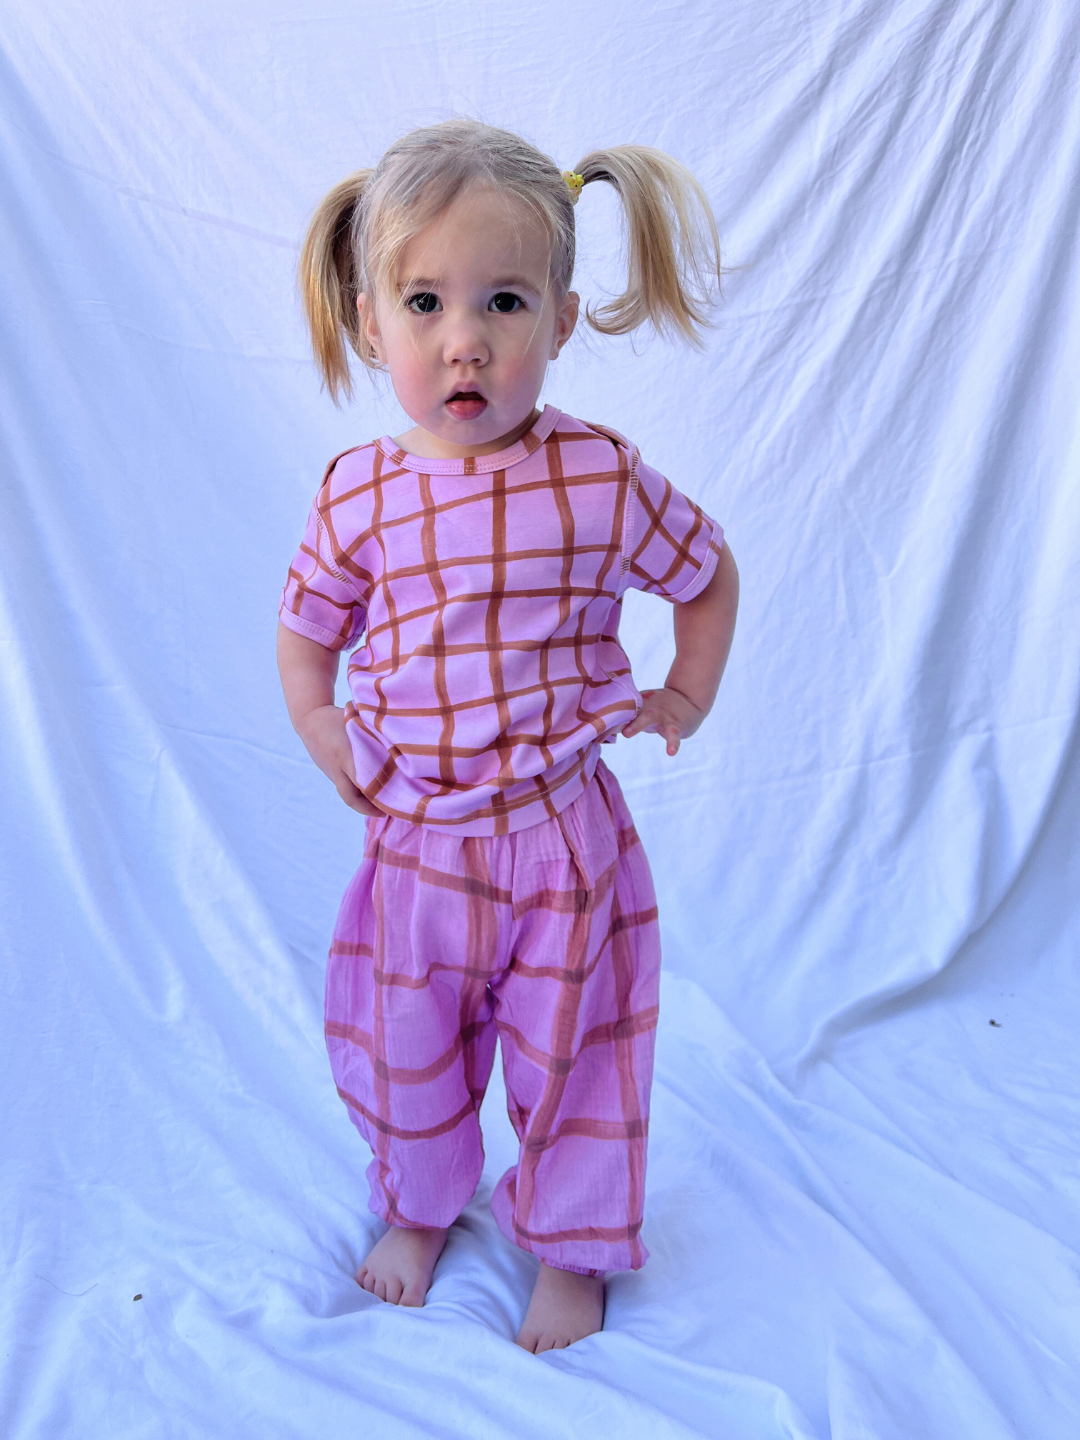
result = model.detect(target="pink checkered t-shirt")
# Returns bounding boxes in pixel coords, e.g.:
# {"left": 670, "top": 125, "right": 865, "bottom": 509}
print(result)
{"left": 279, "top": 406, "right": 723, "bottom": 835}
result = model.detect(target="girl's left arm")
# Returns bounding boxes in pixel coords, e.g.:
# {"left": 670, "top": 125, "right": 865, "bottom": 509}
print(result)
{"left": 621, "top": 542, "right": 739, "bottom": 756}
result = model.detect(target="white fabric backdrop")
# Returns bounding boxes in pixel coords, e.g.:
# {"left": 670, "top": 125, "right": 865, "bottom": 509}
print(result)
{"left": 3, "top": 1, "right": 1079, "bottom": 1435}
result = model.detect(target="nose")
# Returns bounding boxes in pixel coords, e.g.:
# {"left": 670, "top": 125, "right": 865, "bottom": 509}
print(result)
{"left": 441, "top": 306, "right": 489, "bottom": 369}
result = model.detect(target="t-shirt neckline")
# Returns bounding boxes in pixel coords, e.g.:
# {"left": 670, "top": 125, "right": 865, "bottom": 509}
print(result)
{"left": 375, "top": 405, "right": 561, "bottom": 474}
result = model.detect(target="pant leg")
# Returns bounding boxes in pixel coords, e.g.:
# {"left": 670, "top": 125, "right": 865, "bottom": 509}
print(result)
{"left": 325, "top": 815, "right": 512, "bottom": 1228}
{"left": 489, "top": 762, "right": 661, "bottom": 1274}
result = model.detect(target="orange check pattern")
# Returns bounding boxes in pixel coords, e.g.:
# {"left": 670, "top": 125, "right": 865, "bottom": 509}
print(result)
{"left": 280, "top": 407, "right": 723, "bottom": 835}
{"left": 325, "top": 761, "right": 660, "bottom": 1275}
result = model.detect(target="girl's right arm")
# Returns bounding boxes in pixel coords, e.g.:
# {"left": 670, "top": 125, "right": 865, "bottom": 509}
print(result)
{"left": 277, "top": 623, "right": 381, "bottom": 816}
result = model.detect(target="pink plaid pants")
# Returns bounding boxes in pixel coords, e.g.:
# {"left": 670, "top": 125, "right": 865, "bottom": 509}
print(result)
{"left": 325, "top": 761, "right": 661, "bottom": 1275}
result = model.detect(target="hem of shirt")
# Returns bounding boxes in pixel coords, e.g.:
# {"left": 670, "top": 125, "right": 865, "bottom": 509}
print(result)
{"left": 663, "top": 524, "right": 724, "bottom": 604}
{"left": 354, "top": 744, "right": 602, "bottom": 837}
{"left": 277, "top": 603, "right": 353, "bottom": 652}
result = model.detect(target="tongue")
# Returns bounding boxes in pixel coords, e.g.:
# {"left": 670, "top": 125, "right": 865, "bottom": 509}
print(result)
{"left": 446, "top": 393, "right": 487, "bottom": 420}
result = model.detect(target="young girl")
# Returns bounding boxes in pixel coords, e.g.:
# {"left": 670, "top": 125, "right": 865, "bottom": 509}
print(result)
{"left": 277, "top": 120, "right": 738, "bottom": 1354}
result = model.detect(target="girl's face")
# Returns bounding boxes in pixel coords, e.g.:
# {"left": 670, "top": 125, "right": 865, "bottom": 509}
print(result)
{"left": 360, "top": 186, "right": 578, "bottom": 458}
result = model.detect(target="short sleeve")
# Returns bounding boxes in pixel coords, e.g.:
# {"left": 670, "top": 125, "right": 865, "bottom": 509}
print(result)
{"left": 278, "top": 499, "right": 367, "bottom": 651}
{"left": 621, "top": 456, "right": 724, "bottom": 602}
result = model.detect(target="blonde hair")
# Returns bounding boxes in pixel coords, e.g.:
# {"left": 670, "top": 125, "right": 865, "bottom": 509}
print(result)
{"left": 299, "top": 118, "right": 722, "bottom": 402}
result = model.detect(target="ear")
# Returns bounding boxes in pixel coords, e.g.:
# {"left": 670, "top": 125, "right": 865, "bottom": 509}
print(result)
{"left": 551, "top": 290, "right": 579, "bottom": 359}
{"left": 357, "top": 293, "right": 381, "bottom": 357}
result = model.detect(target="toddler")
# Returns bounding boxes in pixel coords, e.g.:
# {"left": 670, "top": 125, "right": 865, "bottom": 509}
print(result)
{"left": 277, "top": 120, "right": 738, "bottom": 1353}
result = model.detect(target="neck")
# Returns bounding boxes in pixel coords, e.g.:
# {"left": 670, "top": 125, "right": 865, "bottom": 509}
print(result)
{"left": 393, "top": 408, "right": 542, "bottom": 460}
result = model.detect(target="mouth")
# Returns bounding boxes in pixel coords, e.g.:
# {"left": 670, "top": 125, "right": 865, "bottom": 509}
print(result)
{"left": 444, "top": 389, "right": 488, "bottom": 421}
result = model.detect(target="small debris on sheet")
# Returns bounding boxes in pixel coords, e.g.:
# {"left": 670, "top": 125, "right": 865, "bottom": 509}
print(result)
{"left": 133, "top": 1294, "right": 142, "bottom": 1301}
{"left": 989, "top": 1019, "right": 1001, "bottom": 1027}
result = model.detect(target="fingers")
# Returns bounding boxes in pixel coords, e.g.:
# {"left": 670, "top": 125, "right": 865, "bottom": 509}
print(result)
{"left": 339, "top": 745, "right": 359, "bottom": 787}
{"left": 622, "top": 707, "right": 684, "bottom": 754}
{"left": 336, "top": 774, "right": 381, "bottom": 816}
{"left": 623, "top": 705, "right": 664, "bottom": 739}
{"left": 335, "top": 776, "right": 362, "bottom": 809}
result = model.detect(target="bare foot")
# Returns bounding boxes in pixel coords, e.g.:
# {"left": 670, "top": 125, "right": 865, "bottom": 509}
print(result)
{"left": 355, "top": 1225, "right": 448, "bottom": 1307}
{"left": 515, "top": 1263, "right": 605, "bottom": 1352}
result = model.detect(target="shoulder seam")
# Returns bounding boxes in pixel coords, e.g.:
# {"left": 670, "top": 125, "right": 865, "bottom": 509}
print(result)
{"left": 321, "top": 443, "right": 371, "bottom": 482}
{"left": 314, "top": 511, "right": 353, "bottom": 587}
{"left": 619, "top": 447, "right": 640, "bottom": 587}
{"left": 316, "top": 445, "right": 369, "bottom": 590}
{"left": 579, "top": 419, "right": 631, "bottom": 452}
{"left": 574, "top": 421, "right": 640, "bottom": 591}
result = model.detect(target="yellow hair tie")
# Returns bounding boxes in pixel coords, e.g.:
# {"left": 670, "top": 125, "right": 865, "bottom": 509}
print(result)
{"left": 562, "top": 170, "right": 584, "bottom": 205}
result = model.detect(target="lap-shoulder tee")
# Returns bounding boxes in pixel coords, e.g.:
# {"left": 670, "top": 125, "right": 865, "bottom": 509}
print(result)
{"left": 279, "top": 406, "right": 724, "bottom": 835}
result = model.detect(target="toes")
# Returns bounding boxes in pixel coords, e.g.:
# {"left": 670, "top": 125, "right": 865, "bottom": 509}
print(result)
{"left": 356, "top": 1268, "right": 406, "bottom": 1305}
{"left": 514, "top": 1329, "right": 539, "bottom": 1353}
{"left": 400, "top": 1283, "right": 426, "bottom": 1308}
{"left": 529, "top": 1331, "right": 578, "bottom": 1352}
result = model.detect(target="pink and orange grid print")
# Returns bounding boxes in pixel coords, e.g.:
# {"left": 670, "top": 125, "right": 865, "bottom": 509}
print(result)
{"left": 279, "top": 406, "right": 723, "bottom": 1272}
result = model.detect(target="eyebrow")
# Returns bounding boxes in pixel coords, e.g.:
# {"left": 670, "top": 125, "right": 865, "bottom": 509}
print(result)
{"left": 399, "top": 275, "right": 544, "bottom": 294}
{"left": 489, "top": 275, "right": 544, "bottom": 292}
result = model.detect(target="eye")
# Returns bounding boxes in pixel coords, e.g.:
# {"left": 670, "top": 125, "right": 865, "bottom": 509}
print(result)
{"left": 405, "top": 292, "right": 440, "bottom": 314}
{"left": 489, "top": 291, "right": 525, "bottom": 313}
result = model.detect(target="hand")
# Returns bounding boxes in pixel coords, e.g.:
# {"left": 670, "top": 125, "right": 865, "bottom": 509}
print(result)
{"left": 296, "top": 705, "right": 382, "bottom": 816}
{"left": 620, "top": 687, "right": 705, "bottom": 756}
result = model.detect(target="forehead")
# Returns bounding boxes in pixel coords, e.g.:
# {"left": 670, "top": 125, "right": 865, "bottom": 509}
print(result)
{"left": 395, "top": 185, "right": 553, "bottom": 285}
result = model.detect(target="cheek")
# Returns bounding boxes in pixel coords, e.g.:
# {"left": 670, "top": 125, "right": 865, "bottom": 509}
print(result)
{"left": 505, "top": 325, "right": 555, "bottom": 380}
{"left": 384, "top": 338, "right": 437, "bottom": 401}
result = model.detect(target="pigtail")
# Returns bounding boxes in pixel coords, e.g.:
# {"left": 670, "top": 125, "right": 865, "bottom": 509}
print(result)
{"left": 572, "top": 146, "right": 722, "bottom": 345}
{"left": 298, "top": 169, "right": 375, "bottom": 403}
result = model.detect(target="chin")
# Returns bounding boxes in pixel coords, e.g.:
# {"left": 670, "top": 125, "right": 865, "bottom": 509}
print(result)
{"left": 441, "top": 413, "right": 501, "bottom": 438}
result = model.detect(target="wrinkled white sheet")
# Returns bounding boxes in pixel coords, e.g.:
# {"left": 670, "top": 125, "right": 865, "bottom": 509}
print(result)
{"left": 2, "top": 2, "right": 1079, "bottom": 1435}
